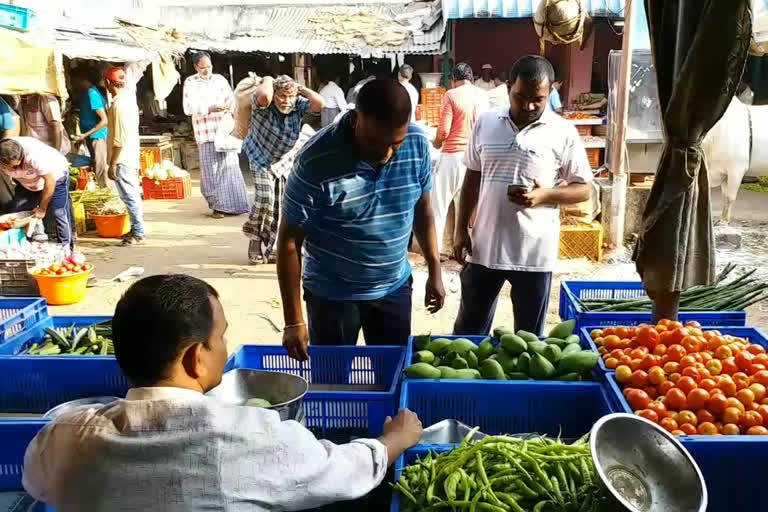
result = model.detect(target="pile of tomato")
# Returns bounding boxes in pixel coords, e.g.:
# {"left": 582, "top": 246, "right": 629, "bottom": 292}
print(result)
{"left": 591, "top": 320, "right": 768, "bottom": 436}
{"left": 32, "top": 261, "right": 93, "bottom": 277}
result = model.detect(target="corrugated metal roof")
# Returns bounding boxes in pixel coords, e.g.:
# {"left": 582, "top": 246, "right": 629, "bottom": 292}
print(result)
{"left": 442, "top": 0, "right": 624, "bottom": 19}
{"left": 175, "top": 2, "right": 445, "bottom": 55}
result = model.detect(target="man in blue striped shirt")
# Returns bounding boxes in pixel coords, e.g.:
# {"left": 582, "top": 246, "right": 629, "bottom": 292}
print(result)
{"left": 277, "top": 79, "right": 445, "bottom": 360}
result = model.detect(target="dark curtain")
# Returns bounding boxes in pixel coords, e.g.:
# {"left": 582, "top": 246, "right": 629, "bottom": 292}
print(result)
{"left": 633, "top": 0, "right": 752, "bottom": 293}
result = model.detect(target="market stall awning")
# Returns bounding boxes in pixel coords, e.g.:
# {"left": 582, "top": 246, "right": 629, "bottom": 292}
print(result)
{"left": 442, "top": 0, "right": 624, "bottom": 19}
{"left": 165, "top": 2, "right": 445, "bottom": 55}
{"left": 53, "top": 23, "right": 187, "bottom": 62}
{"left": 0, "top": 28, "right": 68, "bottom": 99}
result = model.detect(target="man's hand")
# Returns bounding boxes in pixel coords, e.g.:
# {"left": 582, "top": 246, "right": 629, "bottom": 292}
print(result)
{"left": 508, "top": 180, "right": 550, "bottom": 208}
{"left": 283, "top": 323, "right": 309, "bottom": 361}
{"left": 382, "top": 409, "right": 423, "bottom": 449}
{"left": 108, "top": 165, "right": 117, "bottom": 181}
{"left": 425, "top": 272, "right": 445, "bottom": 314}
{"left": 453, "top": 228, "right": 472, "bottom": 264}
{"left": 32, "top": 208, "right": 46, "bottom": 219}
{"left": 72, "top": 134, "right": 85, "bottom": 144}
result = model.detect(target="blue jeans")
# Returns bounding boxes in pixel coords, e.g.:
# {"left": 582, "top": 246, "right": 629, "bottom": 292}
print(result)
{"left": 114, "top": 164, "right": 145, "bottom": 237}
{"left": 305, "top": 277, "right": 413, "bottom": 346}
{"left": 453, "top": 263, "right": 552, "bottom": 336}
{"left": 10, "top": 175, "right": 74, "bottom": 250}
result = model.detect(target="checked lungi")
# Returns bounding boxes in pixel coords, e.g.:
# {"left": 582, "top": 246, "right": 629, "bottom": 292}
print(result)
{"left": 243, "top": 164, "right": 284, "bottom": 261}
{"left": 198, "top": 142, "right": 250, "bottom": 215}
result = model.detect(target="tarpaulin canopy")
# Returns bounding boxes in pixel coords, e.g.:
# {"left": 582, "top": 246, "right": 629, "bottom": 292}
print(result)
{"left": 633, "top": 0, "right": 751, "bottom": 301}
{"left": 0, "top": 29, "right": 68, "bottom": 100}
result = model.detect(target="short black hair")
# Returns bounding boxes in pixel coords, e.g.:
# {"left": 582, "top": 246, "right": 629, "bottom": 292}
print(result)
{"left": 399, "top": 64, "right": 414, "bottom": 80}
{"left": 0, "top": 139, "right": 23, "bottom": 165}
{"left": 509, "top": 56, "right": 555, "bottom": 87}
{"left": 453, "top": 62, "right": 474, "bottom": 81}
{"left": 113, "top": 274, "right": 220, "bottom": 386}
{"left": 356, "top": 79, "right": 411, "bottom": 127}
{"left": 191, "top": 51, "right": 211, "bottom": 67}
{"left": 497, "top": 71, "right": 509, "bottom": 82}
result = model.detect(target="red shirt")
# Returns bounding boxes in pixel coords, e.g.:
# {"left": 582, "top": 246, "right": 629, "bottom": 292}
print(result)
{"left": 435, "top": 84, "right": 488, "bottom": 154}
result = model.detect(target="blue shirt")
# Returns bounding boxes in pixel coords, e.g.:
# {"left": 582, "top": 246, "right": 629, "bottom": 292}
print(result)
{"left": 79, "top": 86, "right": 108, "bottom": 139}
{"left": 283, "top": 113, "right": 433, "bottom": 301}
{"left": 243, "top": 97, "right": 310, "bottom": 172}
{"left": 548, "top": 88, "right": 562, "bottom": 112}
{"left": 0, "top": 97, "right": 17, "bottom": 133}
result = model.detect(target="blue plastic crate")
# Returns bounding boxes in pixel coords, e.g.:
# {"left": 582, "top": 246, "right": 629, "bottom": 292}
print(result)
{"left": 559, "top": 281, "right": 747, "bottom": 330}
{"left": 581, "top": 325, "right": 768, "bottom": 373}
{"left": 404, "top": 334, "right": 598, "bottom": 382}
{"left": 0, "top": 297, "right": 48, "bottom": 350}
{"left": 0, "top": 420, "right": 47, "bottom": 492}
{"left": 0, "top": 316, "right": 128, "bottom": 413}
{"left": 0, "top": 4, "right": 35, "bottom": 31}
{"left": 226, "top": 344, "right": 405, "bottom": 439}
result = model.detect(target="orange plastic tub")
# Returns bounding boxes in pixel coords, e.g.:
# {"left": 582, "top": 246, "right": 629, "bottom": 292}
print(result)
{"left": 31, "top": 269, "right": 92, "bottom": 305}
{"left": 92, "top": 214, "right": 130, "bottom": 238}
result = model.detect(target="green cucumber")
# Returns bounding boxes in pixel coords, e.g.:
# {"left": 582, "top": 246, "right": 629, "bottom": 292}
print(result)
{"left": 492, "top": 326, "right": 514, "bottom": 340}
{"left": 451, "top": 356, "right": 469, "bottom": 369}
{"left": 413, "top": 334, "right": 431, "bottom": 351}
{"left": 562, "top": 343, "right": 582, "bottom": 356}
{"left": 558, "top": 351, "right": 600, "bottom": 375}
{"left": 542, "top": 344, "right": 562, "bottom": 364}
{"left": 516, "top": 352, "right": 532, "bottom": 374}
{"left": 45, "top": 327, "right": 71, "bottom": 350}
{"left": 565, "top": 334, "right": 581, "bottom": 345}
{"left": 455, "top": 369, "right": 482, "bottom": 380}
{"left": 438, "top": 366, "right": 461, "bottom": 379}
{"left": 506, "top": 372, "right": 530, "bottom": 380}
{"left": 527, "top": 341, "right": 548, "bottom": 356}
{"left": 426, "top": 338, "right": 453, "bottom": 355}
{"left": 449, "top": 338, "right": 478, "bottom": 356}
{"left": 544, "top": 337, "right": 567, "bottom": 349}
{"left": 465, "top": 351, "right": 479, "bottom": 369}
{"left": 530, "top": 353, "right": 556, "bottom": 380}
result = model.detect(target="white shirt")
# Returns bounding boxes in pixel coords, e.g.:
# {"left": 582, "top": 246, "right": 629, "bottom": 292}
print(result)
{"left": 23, "top": 386, "right": 388, "bottom": 512}
{"left": 319, "top": 81, "right": 347, "bottom": 110}
{"left": 474, "top": 78, "right": 495, "bottom": 91}
{"left": 400, "top": 80, "right": 419, "bottom": 122}
{"left": 464, "top": 108, "right": 592, "bottom": 272}
{"left": 487, "top": 84, "right": 510, "bottom": 109}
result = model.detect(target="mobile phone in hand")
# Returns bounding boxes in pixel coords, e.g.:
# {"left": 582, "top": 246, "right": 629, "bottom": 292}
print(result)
{"left": 507, "top": 184, "right": 530, "bottom": 197}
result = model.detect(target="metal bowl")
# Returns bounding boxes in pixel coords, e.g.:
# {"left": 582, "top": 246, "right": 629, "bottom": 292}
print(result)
{"left": 206, "top": 369, "right": 308, "bottom": 421}
{"left": 590, "top": 413, "right": 707, "bottom": 512}
{"left": 44, "top": 396, "right": 119, "bottom": 420}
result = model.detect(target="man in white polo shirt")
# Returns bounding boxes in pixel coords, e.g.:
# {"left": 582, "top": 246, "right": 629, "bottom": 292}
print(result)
{"left": 453, "top": 56, "right": 592, "bottom": 336}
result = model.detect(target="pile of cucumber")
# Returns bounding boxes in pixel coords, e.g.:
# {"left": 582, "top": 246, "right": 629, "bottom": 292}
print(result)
{"left": 23, "top": 321, "right": 114, "bottom": 356}
{"left": 404, "top": 320, "right": 599, "bottom": 381}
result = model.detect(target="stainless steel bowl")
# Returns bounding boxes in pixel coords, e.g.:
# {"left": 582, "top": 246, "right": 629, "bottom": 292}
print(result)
{"left": 590, "top": 413, "right": 707, "bottom": 512}
{"left": 206, "top": 369, "right": 308, "bottom": 421}
{"left": 44, "top": 396, "right": 119, "bottom": 419}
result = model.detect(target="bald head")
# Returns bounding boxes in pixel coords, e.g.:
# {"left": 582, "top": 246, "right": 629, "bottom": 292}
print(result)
{"left": 356, "top": 79, "right": 412, "bottom": 128}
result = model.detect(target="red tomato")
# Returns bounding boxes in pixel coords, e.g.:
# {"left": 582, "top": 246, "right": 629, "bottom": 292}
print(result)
{"left": 636, "top": 409, "right": 659, "bottom": 423}
{"left": 756, "top": 405, "right": 768, "bottom": 423}
{"left": 682, "top": 366, "right": 701, "bottom": 383}
{"left": 718, "top": 376, "right": 737, "bottom": 397}
{"left": 699, "top": 378, "right": 717, "bottom": 392}
{"left": 697, "top": 422, "right": 718, "bottom": 435}
{"left": 667, "top": 345, "right": 687, "bottom": 362}
{"left": 682, "top": 336, "right": 701, "bottom": 354}
{"left": 626, "top": 389, "right": 652, "bottom": 411}
{"left": 736, "top": 388, "right": 756, "bottom": 408}
{"left": 604, "top": 357, "right": 619, "bottom": 369}
{"left": 658, "top": 380, "right": 675, "bottom": 395}
{"left": 722, "top": 423, "right": 741, "bottom": 435}
{"left": 679, "top": 423, "right": 698, "bottom": 435}
{"left": 696, "top": 409, "right": 715, "bottom": 425}
{"left": 735, "top": 351, "right": 755, "bottom": 372}
{"left": 733, "top": 372, "right": 750, "bottom": 390}
{"left": 716, "top": 345, "right": 734, "bottom": 360}
{"left": 747, "top": 364, "right": 767, "bottom": 375}
{"left": 705, "top": 360, "right": 722, "bottom": 376}
{"left": 653, "top": 344, "right": 667, "bottom": 357}
{"left": 666, "top": 388, "right": 687, "bottom": 410}
{"left": 643, "top": 386, "right": 658, "bottom": 400}
{"left": 630, "top": 370, "right": 649, "bottom": 388}
{"left": 615, "top": 365, "right": 632, "bottom": 384}
{"left": 663, "top": 361, "right": 680, "bottom": 374}
{"left": 706, "top": 394, "right": 728, "bottom": 415}
{"left": 723, "top": 407, "right": 743, "bottom": 425}
{"left": 750, "top": 384, "right": 768, "bottom": 402}
{"left": 636, "top": 326, "right": 660, "bottom": 350}
{"left": 677, "top": 376, "right": 698, "bottom": 395}
{"left": 752, "top": 370, "right": 768, "bottom": 387}
{"left": 648, "top": 366, "right": 666, "bottom": 386}
{"left": 659, "top": 417, "right": 678, "bottom": 432}
{"left": 746, "top": 426, "right": 768, "bottom": 435}
{"left": 647, "top": 400, "right": 667, "bottom": 418}
{"left": 687, "top": 388, "right": 710, "bottom": 410}
{"left": 747, "top": 344, "right": 767, "bottom": 356}
{"left": 742, "top": 410, "right": 764, "bottom": 429}
{"left": 640, "top": 354, "right": 658, "bottom": 370}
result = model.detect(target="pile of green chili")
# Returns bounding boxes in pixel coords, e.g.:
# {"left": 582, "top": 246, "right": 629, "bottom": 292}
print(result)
{"left": 393, "top": 433, "right": 607, "bottom": 512}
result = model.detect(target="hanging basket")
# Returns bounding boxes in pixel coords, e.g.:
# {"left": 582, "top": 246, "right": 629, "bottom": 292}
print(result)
{"left": 534, "top": 0, "right": 586, "bottom": 53}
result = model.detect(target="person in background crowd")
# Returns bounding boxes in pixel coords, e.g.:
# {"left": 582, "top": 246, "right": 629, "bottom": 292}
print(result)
{"left": 0, "top": 96, "right": 20, "bottom": 139}
{"left": 23, "top": 274, "right": 424, "bottom": 511}
{"left": 242, "top": 75, "right": 324, "bottom": 264}
{"left": 432, "top": 63, "right": 488, "bottom": 258}
{"left": 21, "top": 94, "right": 71, "bottom": 155}
{"left": 548, "top": 76, "right": 564, "bottom": 114}
{"left": 0, "top": 137, "right": 74, "bottom": 249}
{"left": 278, "top": 79, "right": 445, "bottom": 359}
{"left": 474, "top": 64, "right": 495, "bottom": 91}
{"left": 183, "top": 52, "right": 250, "bottom": 219}
{"left": 453, "top": 55, "right": 592, "bottom": 336}
{"left": 397, "top": 64, "right": 419, "bottom": 122}
{"left": 487, "top": 70, "right": 510, "bottom": 109}
{"left": 105, "top": 67, "right": 146, "bottom": 246}
{"left": 317, "top": 70, "right": 347, "bottom": 128}
{"left": 346, "top": 74, "right": 376, "bottom": 105}
{"left": 71, "top": 69, "right": 110, "bottom": 188}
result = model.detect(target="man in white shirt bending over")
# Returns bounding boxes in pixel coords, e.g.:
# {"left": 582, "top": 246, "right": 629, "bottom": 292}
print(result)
{"left": 318, "top": 70, "right": 348, "bottom": 127}
{"left": 474, "top": 63, "right": 496, "bottom": 91}
{"left": 453, "top": 56, "right": 592, "bottom": 337}
{"left": 398, "top": 63, "right": 419, "bottom": 122}
{"left": 23, "top": 274, "right": 423, "bottom": 511}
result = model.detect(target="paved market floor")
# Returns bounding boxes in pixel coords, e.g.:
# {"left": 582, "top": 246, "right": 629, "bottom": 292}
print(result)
{"left": 55, "top": 172, "right": 768, "bottom": 353}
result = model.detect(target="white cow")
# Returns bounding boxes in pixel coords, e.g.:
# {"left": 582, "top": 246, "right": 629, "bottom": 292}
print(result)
{"left": 703, "top": 94, "right": 768, "bottom": 224}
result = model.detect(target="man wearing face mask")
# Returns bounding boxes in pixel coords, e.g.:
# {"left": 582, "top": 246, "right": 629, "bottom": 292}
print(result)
{"left": 242, "top": 75, "right": 324, "bottom": 264}
{"left": 453, "top": 56, "right": 592, "bottom": 337}
{"left": 277, "top": 79, "right": 445, "bottom": 360}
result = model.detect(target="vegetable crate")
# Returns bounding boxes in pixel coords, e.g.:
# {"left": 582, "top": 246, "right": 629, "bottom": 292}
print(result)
{"left": 226, "top": 345, "right": 405, "bottom": 441}
{"left": 420, "top": 87, "right": 446, "bottom": 107}
{"left": 0, "top": 260, "right": 40, "bottom": 296}
{"left": 585, "top": 147, "right": 601, "bottom": 168}
{"left": 141, "top": 175, "right": 191, "bottom": 200}
{"left": 0, "top": 3, "right": 35, "bottom": 31}
{"left": 0, "top": 420, "right": 47, "bottom": 492}
{"left": 0, "top": 316, "right": 128, "bottom": 412}
{"left": 604, "top": 364, "right": 768, "bottom": 512}
{"left": 404, "top": 334, "right": 600, "bottom": 383}
{"left": 392, "top": 381, "right": 619, "bottom": 511}
{"left": 0, "top": 297, "right": 47, "bottom": 347}
{"left": 558, "top": 222, "right": 603, "bottom": 261}
{"left": 139, "top": 142, "right": 173, "bottom": 172}
{"left": 581, "top": 325, "right": 768, "bottom": 373}
{"left": 558, "top": 281, "right": 747, "bottom": 331}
